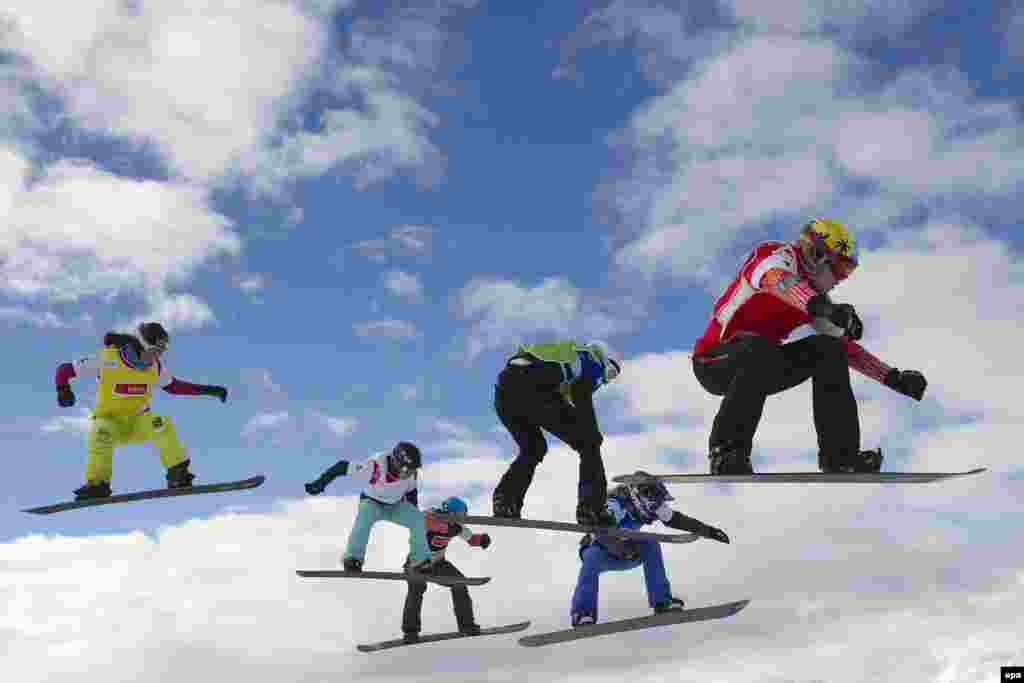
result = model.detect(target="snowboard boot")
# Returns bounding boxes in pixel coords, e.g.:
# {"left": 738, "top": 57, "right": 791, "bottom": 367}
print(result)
{"left": 654, "top": 597, "right": 685, "bottom": 614}
{"left": 819, "top": 448, "right": 883, "bottom": 473}
{"left": 576, "top": 501, "right": 615, "bottom": 527}
{"left": 571, "top": 611, "right": 597, "bottom": 628}
{"left": 709, "top": 442, "right": 754, "bottom": 475}
{"left": 342, "top": 557, "right": 363, "bottom": 573}
{"left": 73, "top": 481, "right": 112, "bottom": 501}
{"left": 402, "top": 632, "right": 420, "bottom": 645}
{"left": 166, "top": 460, "right": 195, "bottom": 489}
{"left": 492, "top": 490, "right": 522, "bottom": 519}
{"left": 459, "top": 624, "right": 481, "bottom": 636}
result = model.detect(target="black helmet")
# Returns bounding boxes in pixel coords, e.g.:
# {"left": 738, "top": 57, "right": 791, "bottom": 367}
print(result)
{"left": 628, "top": 471, "right": 673, "bottom": 518}
{"left": 389, "top": 441, "right": 422, "bottom": 475}
{"left": 138, "top": 322, "right": 169, "bottom": 353}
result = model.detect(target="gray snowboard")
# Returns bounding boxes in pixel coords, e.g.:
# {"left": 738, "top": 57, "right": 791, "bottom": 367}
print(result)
{"left": 432, "top": 513, "right": 699, "bottom": 544}
{"left": 358, "top": 621, "right": 531, "bottom": 652}
{"left": 518, "top": 599, "right": 750, "bottom": 647}
{"left": 613, "top": 468, "right": 987, "bottom": 485}
{"left": 295, "top": 569, "right": 490, "bottom": 587}
{"left": 23, "top": 476, "right": 266, "bottom": 514}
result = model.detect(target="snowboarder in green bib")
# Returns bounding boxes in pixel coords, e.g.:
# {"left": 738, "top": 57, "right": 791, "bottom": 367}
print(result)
{"left": 492, "top": 340, "right": 621, "bottom": 526}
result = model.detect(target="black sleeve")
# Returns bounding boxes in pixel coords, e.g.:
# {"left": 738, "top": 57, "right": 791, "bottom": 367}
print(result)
{"left": 569, "top": 380, "right": 603, "bottom": 447}
{"left": 666, "top": 511, "right": 709, "bottom": 534}
{"left": 317, "top": 459, "right": 350, "bottom": 484}
{"left": 806, "top": 293, "right": 834, "bottom": 318}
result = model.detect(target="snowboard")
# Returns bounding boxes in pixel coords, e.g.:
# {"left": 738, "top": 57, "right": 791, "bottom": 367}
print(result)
{"left": 357, "top": 621, "right": 531, "bottom": 652}
{"left": 518, "top": 599, "right": 750, "bottom": 647}
{"left": 23, "top": 476, "right": 266, "bottom": 514}
{"left": 612, "top": 468, "right": 987, "bottom": 485}
{"left": 295, "top": 569, "right": 490, "bottom": 587}
{"left": 432, "top": 513, "right": 699, "bottom": 544}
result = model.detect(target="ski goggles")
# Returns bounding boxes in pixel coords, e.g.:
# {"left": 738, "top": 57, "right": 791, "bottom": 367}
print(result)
{"left": 140, "top": 338, "right": 168, "bottom": 354}
{"left": 828, "top": 253, "right": 858, "bottom": 281}
{"left": 604, "top": 357, "right": 621, "bottom": 383}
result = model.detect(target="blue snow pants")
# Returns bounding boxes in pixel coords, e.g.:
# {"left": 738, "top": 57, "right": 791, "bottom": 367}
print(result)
{"left": 570, "top": 539, "right": 672, "bottom": 620}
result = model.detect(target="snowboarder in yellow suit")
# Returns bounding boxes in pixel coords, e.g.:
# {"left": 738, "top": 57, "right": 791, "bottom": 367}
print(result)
{"left": 53, "top": 322, "right": 229, "bottom": 500}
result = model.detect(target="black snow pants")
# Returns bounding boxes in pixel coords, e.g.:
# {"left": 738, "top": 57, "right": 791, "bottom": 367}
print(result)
{"left": 402, "top": 558, "right": 476, "bottom": 634}
{"left": 492, "top": 362, "right": 607, "bottom": 511}
{"left": 692, "top": 333, "right": 860, "bottom": 468}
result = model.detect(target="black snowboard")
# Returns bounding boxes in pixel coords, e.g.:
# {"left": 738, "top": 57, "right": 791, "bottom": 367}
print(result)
{"left": 357, "top": 621, "right": 531, "bottom": 652}
{"left": 613, "top": 468, "right": 986, "bottom": 485}
{"left": 431, "top": 513, "right": 698, "bottom": 544}
{"left": 23, "top": 476, "right": 266, "bottom": 514}
{"left": 295, "top": 569, "right": 490, "bottom": 587}
{"left": 518, "top": 600, "right": 750, "bottom": 647}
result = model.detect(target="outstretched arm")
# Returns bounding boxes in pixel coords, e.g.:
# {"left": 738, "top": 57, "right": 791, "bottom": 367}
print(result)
{"left": 657, "top": 504, "right": 730, "bottom": 544}
{"left": 159, "top": 363, "right": 228, "bottom": 402}
{"left": 459, "top": 525, "right": 491, "bottom": 549}
{"left": 304, "top": 459, "right": 352, "bottom": 495}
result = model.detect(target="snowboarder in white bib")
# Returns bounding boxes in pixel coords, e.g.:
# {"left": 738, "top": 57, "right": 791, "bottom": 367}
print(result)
{"left": 571, "top": 475, "right": 729, "bottom": 627}
{"left": 492, "top": 339, "right": 621, "bottom": 526}
{"left": 401, "top": 496, "right": 493, "bottom": 644}
{"left": 305, "top": 441, "right": 436, "bottom": 576}
{"left": 53, "top": 322, "right": 229, "bottom": 500}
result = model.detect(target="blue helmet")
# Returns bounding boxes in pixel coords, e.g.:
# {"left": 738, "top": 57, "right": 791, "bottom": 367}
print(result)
{"left": 439, "top": 496, "right": 468, "bottom": 514}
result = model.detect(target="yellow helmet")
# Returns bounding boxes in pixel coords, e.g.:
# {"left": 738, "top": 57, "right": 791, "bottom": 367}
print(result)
{"left": 799, "top": 218, "right": 859, "bottom": 280}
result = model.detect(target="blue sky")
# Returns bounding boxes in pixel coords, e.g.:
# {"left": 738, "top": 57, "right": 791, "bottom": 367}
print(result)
{"left": 2, "top": 2, "right": 1023, "bottom": 681}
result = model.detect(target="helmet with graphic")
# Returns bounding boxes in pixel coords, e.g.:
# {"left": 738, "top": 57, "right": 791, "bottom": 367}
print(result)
{"left": 137, "top": 322, "right": 170, "bottom": 353}
{"left": 438, "top": 496, "right": 468, "bottom": 515}
{"left": 581, "top": 340, "right": 621, "bottom": 384}
{"left": 798, "top": 218, "right": 859, "bottom": 281}
{"left": 627, "top": 471, "right": 674, "bottom": 519}
{"left": 389, "top": 441, "right": 422, "bottom": 478}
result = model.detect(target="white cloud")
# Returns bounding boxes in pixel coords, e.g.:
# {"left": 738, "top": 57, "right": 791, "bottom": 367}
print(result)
{"left": 352, "top": 318, "right": 421, "bottom": 341}
{"left": 126, "top": 293, "right": 216, "bottom": 333}
{"left": 722, "top": 0, "right": 937, "bottom": 37}
{"left": 351, "top": 225, "right": 433, "bottom": 262}
{"left": 0, "top": 150, "right": 239, "bottom": 303}
{"left": 606, "top": 36, "right": 1024, "bottom": 284}
{"left": 240, "top": 368, "right": 283, "bottom": 395}
{"left": 41, "top": 410, "right": 92, "bottom": 435}
{"left": 235, "top": 274, "right": 265, "bottom": 293}
{"left": 435, "top": 419, "right": 474, "bottom": 439}
{"left": 382, "top": 269, "right": 424, "bottom": 300}
{"left": 4, "top": 441, "right": 1022, "bottom": 683}
{"left": 241, "top": 411, "right": 291, "bottom": 436}
{"left": 2, "top": 0, "right": 349, "bottom": 185}
{"left": 318, "top": 414, "right": 358, "bottom": 438}
{"left": 0, "top": 305, "right": 66, "bottom": 328}
{"left": 455, "top": 276, "right": 624, "bottom": 359}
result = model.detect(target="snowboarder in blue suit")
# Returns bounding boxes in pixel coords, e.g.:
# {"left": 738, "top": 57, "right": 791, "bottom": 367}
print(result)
{"left": 570, "top": 473, "right": 730, "bottom": 626}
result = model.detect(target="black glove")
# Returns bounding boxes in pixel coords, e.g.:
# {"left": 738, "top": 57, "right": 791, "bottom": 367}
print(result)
{"left": 828, "top": 303, "right": 863, "bottom": 341}
{"left": 478, "top": 533, "right": 492, "bottom": 550}
{"left": 201, "top": 385, "right": 228, "bottom": 403}
{"left": 701, "top": 525, "right": 730, "bottom": 544}
{"left": 305, "top": 479, "right": 327, "bottom": 495}
{"left": 56, "top": 384, "right": 75, "bottom": 408}
{"left": 884, "top": 369, "right": 927, "bottom": 401}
